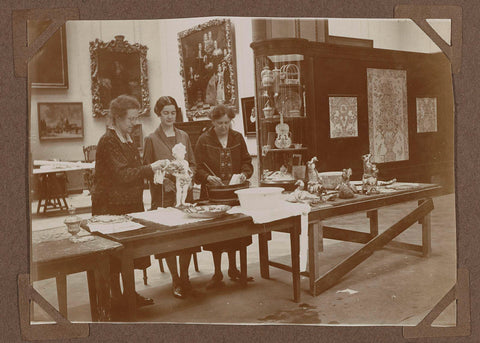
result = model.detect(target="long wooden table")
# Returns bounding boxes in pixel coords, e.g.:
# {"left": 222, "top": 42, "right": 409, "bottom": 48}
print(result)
{"left": 94, "top": 182, "right": 441, "bottom": 322}
{"left": 258, "top": 183, "right": 442, "bottom": 296}
{"left": 31, "top": 227, "right": 123, "bottom": 321}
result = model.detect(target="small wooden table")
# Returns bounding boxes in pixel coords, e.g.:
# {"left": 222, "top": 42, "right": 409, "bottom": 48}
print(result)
{"left": 31, "top": 227, "right": 123, "bottom": 321}
{"left": 258, "top": 182, "right": 442, "bottom": 296}
{"left": 32, "top": 161, "right": 95, "bottom": 214}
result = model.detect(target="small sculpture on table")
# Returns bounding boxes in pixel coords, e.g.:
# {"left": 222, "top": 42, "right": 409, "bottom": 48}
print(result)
{"left": 306, "top": 157, "right": 326, "bottom": 195}
{"left": 287, "top": 180, "right": 321, "bottom": 204}
{"left": 361, "top": 154, "right": 379, "bottom": 195}
{"left": 336, "top": 168, "right": 358, "bottom": 199}
{"left": 155, "top": 143, "right": 193, "bottom": 208}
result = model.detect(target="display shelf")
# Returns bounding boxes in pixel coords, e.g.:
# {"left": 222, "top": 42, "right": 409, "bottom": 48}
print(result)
{"left": 263, "top": 147, "right": 308, "bottom": 153}
{"left": 251, "top": 38, "right": 312, "bottom": 185}
{"left": 260, "top": 116, "right": 307, "bottom": 124}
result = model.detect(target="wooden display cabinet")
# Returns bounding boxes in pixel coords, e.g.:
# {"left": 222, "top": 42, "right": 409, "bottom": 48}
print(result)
{"left": 250, "top": 38, "right": 314, "bottom": 189}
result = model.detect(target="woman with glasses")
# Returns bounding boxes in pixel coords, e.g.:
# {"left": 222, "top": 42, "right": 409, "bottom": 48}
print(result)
{"left": 143, "top": 96, "right": 200, "bottom": 299}
{"left": 194, "top": 104, "right": 254, "bottom": 289}
{"left": 92, "top": 95, "right": 166, "bottom": 311}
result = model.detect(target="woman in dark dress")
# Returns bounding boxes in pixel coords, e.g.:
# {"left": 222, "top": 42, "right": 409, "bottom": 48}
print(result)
{"left": 143, "top": 96, "right": 201, "bottom": 299}
{"left": 194, "top": 105, "right": 254, "bottom": 289}
{"left": 92, "top": 95, "right": 165, "bottom": 308}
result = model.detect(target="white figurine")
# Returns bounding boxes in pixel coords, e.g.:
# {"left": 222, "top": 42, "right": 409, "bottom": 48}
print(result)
{"left": 306, "top": 157, "right": 325, "bottom": 195}
{"left": 164, "top": 143, "right": 193, "bottom": 207}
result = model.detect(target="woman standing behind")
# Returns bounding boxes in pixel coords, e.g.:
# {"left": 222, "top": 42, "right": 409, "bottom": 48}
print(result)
{"left": 92, "top": 95, "right": 165, "bottom": 308}
{"left": 194, "top": 104, "right": 254, "bottom": 289}
{"left": 143, "top": 96, "right": 199, "bottom": 299}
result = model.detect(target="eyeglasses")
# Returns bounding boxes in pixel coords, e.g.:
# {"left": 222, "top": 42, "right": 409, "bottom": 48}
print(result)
{"left": 127, "top": 116, "right": 140, "bottom": 123}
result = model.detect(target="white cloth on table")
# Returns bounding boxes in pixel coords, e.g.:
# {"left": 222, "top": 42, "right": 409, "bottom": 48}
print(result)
{"left": 228, "top": 199, "right": 311, "bottom": 272}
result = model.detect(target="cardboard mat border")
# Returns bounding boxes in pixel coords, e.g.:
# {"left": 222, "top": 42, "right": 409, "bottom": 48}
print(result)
{"left": 13, "top": 4, "right": 469, "bottom": 341}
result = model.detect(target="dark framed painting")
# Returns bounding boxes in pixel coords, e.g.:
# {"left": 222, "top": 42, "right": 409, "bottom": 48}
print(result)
{"left": 90, "top": 35, "right": 150, "bottom": 117}
{"left": 131, "top": 123, "right": 143, "bottom": 151}
{"left": 241, "top": 96, "right": 256, "bottom": 136}
{"left": 27, "top": 21, "right": 69, "bottom": 89}
{"left": 37, "top": 102, "right": 84, "bottom": 140}
{"left": 178, "top": 19, "right": 238, "bottom": 121}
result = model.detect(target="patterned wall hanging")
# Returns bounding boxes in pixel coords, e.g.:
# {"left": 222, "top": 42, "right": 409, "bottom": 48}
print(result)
{"left": 416, "top": 97, "right": 438, "bottom": 133}
{"left": 329, "top": 96, "right": 358, "bottom": 138}
{"left": 367, "top": 68, "right": 409, "bottom": 163}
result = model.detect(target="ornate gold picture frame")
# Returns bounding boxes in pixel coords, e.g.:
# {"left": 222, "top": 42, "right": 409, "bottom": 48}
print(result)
{"left": 89, "top": 35, "right": 150, "bottom": 117}
{"left": 178, "top": 19, "right": 238, "bottom": 121}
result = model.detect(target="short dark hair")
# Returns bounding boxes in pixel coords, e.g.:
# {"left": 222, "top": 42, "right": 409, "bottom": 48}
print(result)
{"left": 209, "top": 104, "right": 235, "bottom": 121}
{"left": 109, "top": 95, "right": 140, "bottom": 124}
{"left": 154, "top": 96, "right": 183, "bottom": 122}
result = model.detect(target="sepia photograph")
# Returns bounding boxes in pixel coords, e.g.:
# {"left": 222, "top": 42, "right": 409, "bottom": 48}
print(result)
{"left": 29, "top": 16, "right": 455, "bottom": 326}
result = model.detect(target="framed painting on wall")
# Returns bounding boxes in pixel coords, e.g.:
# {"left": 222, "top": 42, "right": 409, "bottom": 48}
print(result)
{"left": 131, "top": 123, "right": 143, "bottom": 151}
{"left": 241, "top": 96, "right": 256, "bottom": 136}
{"left": 178, "top": 19, "right": 238, "bottom": 121}
{"left": 416, "top": 97, "right": 438, "bottom": 133}
{"left": 90, "top": 35, "right": 150, "bottom": 117}
{"left": 37, "top": 102, "right": 84, "bottom": 140}
{"left": 328, "top": 96, "right": 358, "bottom": 138}
{"left": 27, "top": 21, "right": 68, "bottom": 89}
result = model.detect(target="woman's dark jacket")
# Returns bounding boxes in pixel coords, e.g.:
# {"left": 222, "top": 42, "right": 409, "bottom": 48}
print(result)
{"left": 194, "top": 127, "right": 253, "bottom": 199}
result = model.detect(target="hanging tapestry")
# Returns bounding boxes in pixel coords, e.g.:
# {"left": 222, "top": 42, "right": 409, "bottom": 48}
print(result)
{"left": 367, "top": 68, "right": 409, "bottom": 163}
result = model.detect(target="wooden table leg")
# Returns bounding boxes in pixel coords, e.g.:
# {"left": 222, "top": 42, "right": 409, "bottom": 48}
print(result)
{"left": 258, "top": 232, "right": 270, "bottom": 279}
{"left": 55, "top": 275, "right": 68, "bottom": 319}
{"left": 86, "top": 270, "right": 98, "bottom": 321}
{"left": 367, "top": 210, "right": 378, "bottom": 237}
{"left": 314, "top": 199, "right": 434, "bottom": 294}
{"left": 239, "top": 245, "right": 248, "bottom": 287}
{"left": 193, "top": 253, "right": 200, "bottom": 272}
{"left": 95, "top": 258, "right": 111, "bottom": 321}
{"left": 421, "top": 201, "right": 432, "bottom": 257}
{"left": 120, "top": 255, "right": 136, "bottom": 322}
{"left": 290, "top": 217, "right": 301, "bottom": 303}
{"left": 308, "top": 221, "right": 322, "bottom": 296}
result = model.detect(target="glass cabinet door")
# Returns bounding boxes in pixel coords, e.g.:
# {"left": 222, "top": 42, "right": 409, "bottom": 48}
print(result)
{"left": 254, "top": 53, "right": 308, "bottom": 188}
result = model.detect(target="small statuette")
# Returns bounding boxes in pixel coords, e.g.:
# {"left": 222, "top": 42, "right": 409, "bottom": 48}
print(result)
{"left": 336, "top": 168, "right": 358, "bottom": 199}
{"left": 361, "top": 154, "right": 379, "bottom": 195}
{"left": 306, "top": 157, "right": 326, "bottom": 195}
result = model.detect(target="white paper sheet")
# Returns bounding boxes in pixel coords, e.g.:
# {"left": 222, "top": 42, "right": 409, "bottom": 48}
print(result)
{"left": 128, "top": 208, "right": 211, "bottom": 226}
{"left": 87, "top": 221, "right": 145, "bottom": 234}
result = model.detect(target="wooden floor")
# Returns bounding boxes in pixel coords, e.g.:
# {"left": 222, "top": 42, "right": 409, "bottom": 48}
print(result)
{"left": 31, "top": 193, "right": 456, "bottom": 326}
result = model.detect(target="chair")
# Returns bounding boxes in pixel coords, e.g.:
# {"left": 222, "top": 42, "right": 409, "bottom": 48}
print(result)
{"left": 36, "top": 172, "right": 69, "bottom": 214}
{"left": 82, "top": 145, "right": 96, "bottom": 194}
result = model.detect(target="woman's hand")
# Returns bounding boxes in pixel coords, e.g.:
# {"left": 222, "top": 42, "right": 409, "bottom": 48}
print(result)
{"left": 150, "top": 159, "right": 169, "bottom": 171}
{"left": 207, "top": 175, "right": 224, "bottom": 186}
{"left": 238, "top": 173, "right": 247, "bottom": 183}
